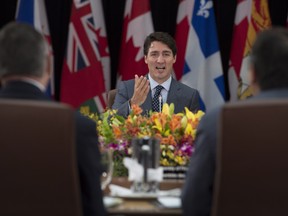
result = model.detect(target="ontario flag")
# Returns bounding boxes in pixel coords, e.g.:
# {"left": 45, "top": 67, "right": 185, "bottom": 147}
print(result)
{"left": 16, "top": 0, "right": 54, "bottom": 98}
{"left": 61, "top": 0, "right": 110, "bottom": 113}
{"left": 228, "top": 0, "right": 271, "bottom": 101}
{"left": 118, "top": 0, "right": 154, "bottom": 81}
{"left": 174, "top": 0, "right": 226, "bottom": 112}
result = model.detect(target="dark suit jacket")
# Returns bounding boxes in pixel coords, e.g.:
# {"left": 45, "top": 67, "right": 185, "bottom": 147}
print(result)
{"left": 112, "top": 77, "right": 200, "bottom": 117}
{"left": 181, "top": 89, "right": 288, "bottom": 216}
{"left": 0, "top": 81, "right": 106, "bottom": 216}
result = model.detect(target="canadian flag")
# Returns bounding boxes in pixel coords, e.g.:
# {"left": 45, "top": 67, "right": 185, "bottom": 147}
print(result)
{"left": 228, "top": 0, "right": 271, "bottom": 101}
{"left": 117, "top": 0, "right": 154, "bottom": 81}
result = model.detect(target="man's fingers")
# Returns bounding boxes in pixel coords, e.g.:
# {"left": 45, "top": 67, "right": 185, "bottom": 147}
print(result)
{"left": 143, "top": 83, "right": 150, "bottom": 95}
{"left": 131, "top": 75, "right": 150, "bottom": 105}
{"left": 135, "top": 76, "right": 148, "bottom": 91}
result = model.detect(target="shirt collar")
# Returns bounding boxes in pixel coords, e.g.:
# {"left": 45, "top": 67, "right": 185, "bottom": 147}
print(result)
{"left": 148, "top": 74, "right": 172, "bottom": 91}
{"left": 18, "top": 78, "right": 46, "bottom": 92}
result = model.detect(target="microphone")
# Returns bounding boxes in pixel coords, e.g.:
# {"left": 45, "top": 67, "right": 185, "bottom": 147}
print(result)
{"left": 159, "top": 94, "right": 162, "bottom": 112}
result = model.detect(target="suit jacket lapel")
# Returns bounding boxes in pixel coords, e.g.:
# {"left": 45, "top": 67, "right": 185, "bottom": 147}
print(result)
{"left": 141, "top": 89, "right": 153, "bottom": 113}
{"left": 140, "top": 73, "right": 153, "bottom": 113}
{"left": 167, "top": 78, "right": 179, "bottom": 104}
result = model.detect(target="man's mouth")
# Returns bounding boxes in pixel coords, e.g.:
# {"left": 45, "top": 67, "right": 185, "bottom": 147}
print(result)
{"left": 156, "top": 66, "right": 165, "bottom": 70}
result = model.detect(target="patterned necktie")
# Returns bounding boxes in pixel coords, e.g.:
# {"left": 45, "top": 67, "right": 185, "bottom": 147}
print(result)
{"left": 152, "top": 85, "right": 164, "bottom": 112}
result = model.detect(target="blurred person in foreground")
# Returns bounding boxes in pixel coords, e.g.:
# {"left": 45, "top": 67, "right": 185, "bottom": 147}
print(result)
{"left": 112, "top": 32, "right": 200, "bottom": 117}
{"left": 181, "top": 27, "right": 288, "bottom": 216}
{"left": 0, "top": 22, "right": 106, "bottom": 216}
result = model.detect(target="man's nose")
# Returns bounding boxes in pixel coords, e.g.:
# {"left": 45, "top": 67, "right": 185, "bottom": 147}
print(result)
{"left": 157, "top": 55, "right": 164, "bottom": 63}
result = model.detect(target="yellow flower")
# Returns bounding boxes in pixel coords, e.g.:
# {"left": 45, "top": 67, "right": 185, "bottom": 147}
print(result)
{"left": 174, "top": 155, "right": 186, "bottom": 166}
{"left": 83, "top": 103, "right": 205, "bottom": 167}
{"left": 153, "top": 118, "right": 163, "bottom": 132}
{"left": 184, "top": 123, "right": 194, "bottom": 136}
{"left": 162, "top": 103, "right": 174, "bottom": 116}
{"left": 162, "top": 103, "right": 170, "bottom": 115}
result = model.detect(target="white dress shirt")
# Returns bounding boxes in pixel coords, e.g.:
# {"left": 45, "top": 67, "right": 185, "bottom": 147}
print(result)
{"left": 148, "top": 74, "right": 171, "bottom": 104}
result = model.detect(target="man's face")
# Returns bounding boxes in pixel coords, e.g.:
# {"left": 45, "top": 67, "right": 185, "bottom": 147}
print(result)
{"left": 144, "top": 41, "right": 176, "bottom": 84}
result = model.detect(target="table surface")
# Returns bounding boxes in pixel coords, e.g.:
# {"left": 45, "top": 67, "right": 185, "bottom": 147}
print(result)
{"left": 105, "top": 177, "right": 184, "bottom": 216}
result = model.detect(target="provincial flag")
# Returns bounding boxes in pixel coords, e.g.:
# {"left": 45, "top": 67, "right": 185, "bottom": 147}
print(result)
{"left": 60, "top": 0, "right": 110, "bottom": 113}
{"left": 118, "top": 0, "right": 154, "bottom": 81}
{"left": 174, "top": 0, "right": 226, "bottom": 112}
{"left": 16, "top": 0, "right": 54, "bottom": 98}
{"left": 228, "top": 0, "right": 271, "bottom": 101}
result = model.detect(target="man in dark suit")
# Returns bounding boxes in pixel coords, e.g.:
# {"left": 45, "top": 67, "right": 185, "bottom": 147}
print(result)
{"left": 0, "top": 22, "right": 106, "bottom": 216}
{"left": 181, "top": 27, "right": 288, "bottom": 216}
{"left": 112, "top": 32, "right": 200, "bottom": 117}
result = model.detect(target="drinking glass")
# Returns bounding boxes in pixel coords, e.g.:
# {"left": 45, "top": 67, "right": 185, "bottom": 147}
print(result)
{"left": 100, "top": 149, "right": 114, "bottom": 190}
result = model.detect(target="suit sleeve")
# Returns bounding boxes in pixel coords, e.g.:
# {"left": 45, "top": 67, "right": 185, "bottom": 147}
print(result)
{"left": 189, "top": 89, "right": 200, "bottom": 112}
{"left": 112, "top": 81, "right": 130, "bottom": 117}
{"left": 181, "top": 109, "right": 218, "bottom": 216}
{"left": 75, "top": 113, "right": 107, "bottom": 216}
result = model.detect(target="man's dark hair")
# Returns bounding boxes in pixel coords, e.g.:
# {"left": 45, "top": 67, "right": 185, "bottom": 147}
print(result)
{"left": 0, "top": 22, "right": 47, "bottom": 78}
{"left": 251, "top": 27, "right": 288, "bottom": 90}
{"left": 143, "top": 32, "right": 177, "bottom": 56}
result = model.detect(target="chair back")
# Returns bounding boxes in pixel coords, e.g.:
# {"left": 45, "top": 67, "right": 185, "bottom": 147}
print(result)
{"left": 107, "top": 89, "right": 117, "bottom": 109}
{"left": 212, "top": 100, "right": 288, "bottom": 216}
{"left": 0, "top": 99, "right": 82, "bottom": 216}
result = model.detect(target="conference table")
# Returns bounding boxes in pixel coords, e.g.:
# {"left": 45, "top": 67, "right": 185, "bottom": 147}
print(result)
{"left": 104, "top": 177, "right": 184, "bottom": 216}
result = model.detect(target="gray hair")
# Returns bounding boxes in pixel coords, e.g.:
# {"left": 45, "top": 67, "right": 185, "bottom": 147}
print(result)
{"left": 250, "top": 27, "right": 288, "bottom": 90}
{"left": 0, "top": 22, "right": 47, "bottom": 78}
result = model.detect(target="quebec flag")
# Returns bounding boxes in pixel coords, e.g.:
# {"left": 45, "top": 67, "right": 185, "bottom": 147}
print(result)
{"left": 16, "top": 0, "right": 54, "bottom": 98}
{"left": 174, "top": 0, "right": 226, "bottom": 112}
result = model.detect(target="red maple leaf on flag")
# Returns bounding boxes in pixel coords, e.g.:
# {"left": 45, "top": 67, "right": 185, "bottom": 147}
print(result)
{"left": 118, "top": 36, "right": 147, "bottom": 80}
{"left": 118, "top": 0, "right": 154, "bottom": 81}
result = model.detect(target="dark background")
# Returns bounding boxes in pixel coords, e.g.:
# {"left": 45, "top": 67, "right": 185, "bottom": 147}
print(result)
{"left": 0, "top": 0, "right": 288, "bottom": 101}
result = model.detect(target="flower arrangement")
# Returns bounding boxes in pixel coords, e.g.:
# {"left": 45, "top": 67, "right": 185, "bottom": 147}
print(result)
{"left": 84, "top": 103, "right": 204, "bottom": 176}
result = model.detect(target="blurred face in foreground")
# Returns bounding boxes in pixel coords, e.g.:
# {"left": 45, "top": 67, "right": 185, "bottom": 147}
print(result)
{"left": 145, "top": 41, "right": 176, "bottom": 84}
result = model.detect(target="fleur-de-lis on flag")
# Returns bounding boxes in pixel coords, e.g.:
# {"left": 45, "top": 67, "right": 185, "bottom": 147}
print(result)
{"left": 197, "top": 0, "right": 213, "bottom": 18}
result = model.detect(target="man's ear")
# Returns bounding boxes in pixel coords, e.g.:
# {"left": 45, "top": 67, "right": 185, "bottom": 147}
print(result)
{"left": 144, "top": 55, "right": 148, "bottom": 64}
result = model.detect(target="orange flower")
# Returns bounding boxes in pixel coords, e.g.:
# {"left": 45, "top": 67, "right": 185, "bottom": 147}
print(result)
{"left": 161, "top": 134, "right": 177, "bottom": 146}
{"left": 112, "top": 125, "right": 122, "bottom": 139}
{"left": 169, "top": 115, "right": 182, "bottom": 132}
{"left": 125, "top": 121, "right": 141, "bottom": 137}
{"left": 88, "top": 102, "right": 205, "bottom": 167}
{"left": 131, "top": 104, "right": 143, "bottom": 115}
